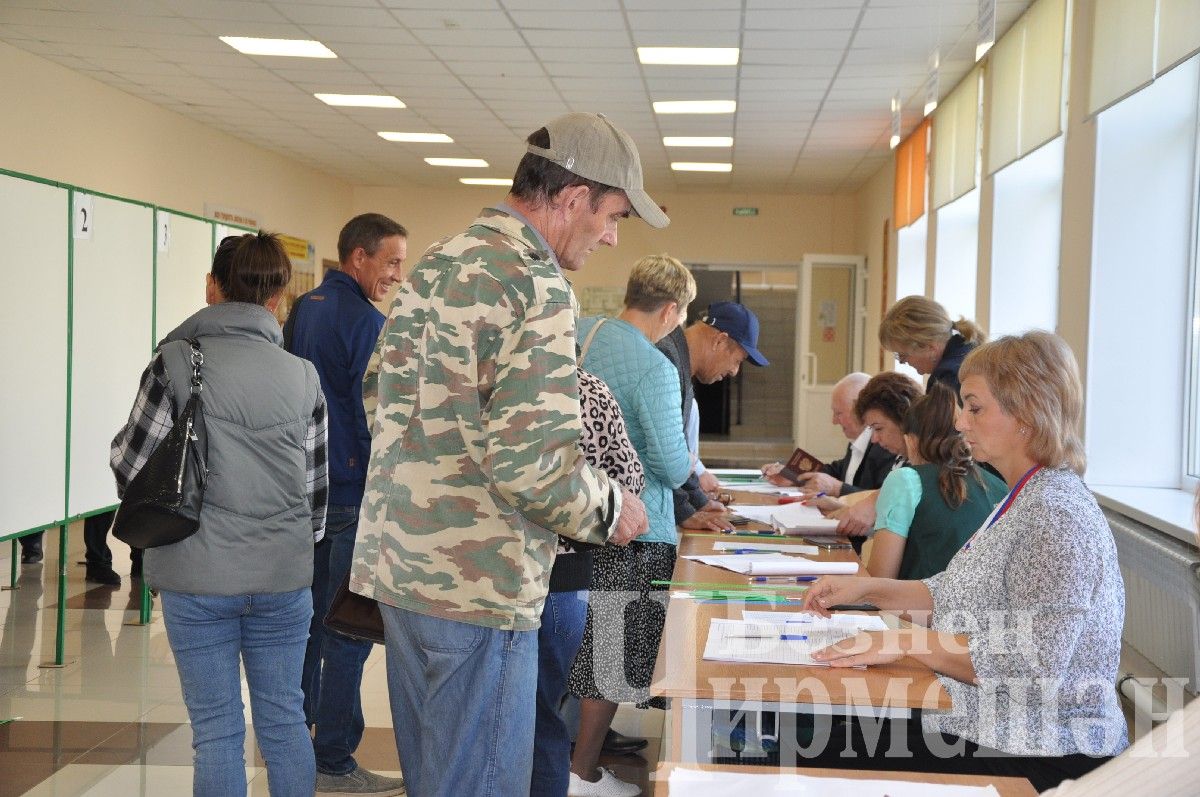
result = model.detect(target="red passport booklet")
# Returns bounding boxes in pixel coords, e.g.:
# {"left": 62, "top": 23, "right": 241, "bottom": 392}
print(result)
{"left": 778, "top": 447, "right": 826, "bottom": 483}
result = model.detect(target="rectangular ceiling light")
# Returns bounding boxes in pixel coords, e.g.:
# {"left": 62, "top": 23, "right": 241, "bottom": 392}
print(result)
{"left": 638, "top": 47, "right": 739, "bottom": 66}
{"left": 663, "top": 136, "right": 733, "bottom": 147}
{"left": 220, "top": 37, "right": 337, "bottom": 58}
{"left": 460, "top": 178, "right": 513, "bottom": 186}
{"left": 425, "top": 157, "right": 488, "bottom": 167}
{"left": 671, "top": 162, "right": 733, "bottom": 172}
{"left": 317, "top": 93, "right": 405, "bottom": 108}
{"left": 653, "top": 100, "right": 736, "bottom": 115}
{"left": 379, "top": 132, "right": 454, "bottom": 143}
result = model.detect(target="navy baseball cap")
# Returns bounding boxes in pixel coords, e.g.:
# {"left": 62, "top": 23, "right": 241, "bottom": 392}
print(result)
{"left": 706, "top": 301, "right": 768, "bottom": 366}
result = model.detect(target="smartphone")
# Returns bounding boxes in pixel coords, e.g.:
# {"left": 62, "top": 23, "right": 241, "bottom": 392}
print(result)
{"left": 727, "top": 514, "right": 751, "bottom": 526}
{"left": 802, "top": 535, "right": 853, "bottom": 550}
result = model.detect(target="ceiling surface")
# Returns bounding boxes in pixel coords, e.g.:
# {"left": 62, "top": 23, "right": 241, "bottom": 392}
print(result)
{"left": 0, "top": 0, "right": 1031, "bottom": 193}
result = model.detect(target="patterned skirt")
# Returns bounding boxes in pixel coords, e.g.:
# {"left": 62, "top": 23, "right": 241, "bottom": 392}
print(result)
{"left": 567, "top": 540, "right": 677, "bottom": 709}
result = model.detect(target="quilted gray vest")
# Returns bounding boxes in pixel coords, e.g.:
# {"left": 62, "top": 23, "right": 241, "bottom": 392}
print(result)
{"left": 144, "top": 302, "right": 321, "bottom": 595}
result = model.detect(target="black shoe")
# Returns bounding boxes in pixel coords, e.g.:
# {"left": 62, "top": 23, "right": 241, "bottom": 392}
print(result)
{"left": 85, "top": 565, "right": 121, "bottom": 586}
{"left": 20, "top": 544, "right": 43, "bottom": 565}
{"left": 601, "top": 728, "right": 648, "bottom": 755}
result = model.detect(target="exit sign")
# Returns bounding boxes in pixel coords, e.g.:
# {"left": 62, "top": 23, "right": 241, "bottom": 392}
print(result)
{"left": 732, "top": 207, "right": 758, "bottom": 216}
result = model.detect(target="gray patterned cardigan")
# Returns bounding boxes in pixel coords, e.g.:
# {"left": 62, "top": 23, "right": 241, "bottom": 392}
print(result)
{"left": 921, "top": 466, "right": 1130, "bottom": 757}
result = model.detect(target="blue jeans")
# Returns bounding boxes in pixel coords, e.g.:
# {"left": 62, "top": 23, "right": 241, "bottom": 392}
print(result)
{"left": 160, "top": 588, "right": 314, "bottom": 797}
{"left": 531, "top": 590, "right": 589, "bottom": 797}
{"left": 301, "top": 506, "right": 374, "bottom": 775}
{"left": 381, "top": 604, "right": 537, "bottom": 797}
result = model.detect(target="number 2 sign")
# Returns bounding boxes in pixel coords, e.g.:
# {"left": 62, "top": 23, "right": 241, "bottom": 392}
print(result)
{"left": 73, "top": 193, "right": 93, "bottom": 240}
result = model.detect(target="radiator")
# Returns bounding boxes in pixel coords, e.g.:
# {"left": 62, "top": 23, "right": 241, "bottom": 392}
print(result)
{"left": 1105, "top": 509, "right": 1200, "bottom": 693}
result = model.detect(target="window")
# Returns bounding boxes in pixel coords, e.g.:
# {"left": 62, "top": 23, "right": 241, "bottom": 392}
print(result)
{"left": 1087, "top": 56, "right": 1199, "bottom": 488}
{"left": 934, "top": 189, "right": 980, "bottom": 323}
{"left": 990, "top": 136, "right": 1064, "bottom": 338}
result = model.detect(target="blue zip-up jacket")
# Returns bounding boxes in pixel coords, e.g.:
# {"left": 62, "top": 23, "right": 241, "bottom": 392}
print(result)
{"left": 577, "top": 316, "right": 691, "bottom": 544}
{"left": 284, "top": 268, "right": 384, "bottom": 507}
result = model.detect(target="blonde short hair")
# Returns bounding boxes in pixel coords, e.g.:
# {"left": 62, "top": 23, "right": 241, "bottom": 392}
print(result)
{"left": 880, "top": 295, "right": 986, "bottom": 350}
{"left": 959, "top": 331, "right": 1085, "bottom": 474}
{"left": 624, "top": 253, "right": 697, "bottom": 313}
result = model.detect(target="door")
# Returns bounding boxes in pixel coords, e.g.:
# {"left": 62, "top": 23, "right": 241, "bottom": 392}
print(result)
{"left": 794, "top": 254, "right": 866, "bottom": 461}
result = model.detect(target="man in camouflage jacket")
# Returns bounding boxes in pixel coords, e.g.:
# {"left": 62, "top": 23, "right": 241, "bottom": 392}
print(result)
{"left": 350, "top": 113, "right": 666, "bottom": 797}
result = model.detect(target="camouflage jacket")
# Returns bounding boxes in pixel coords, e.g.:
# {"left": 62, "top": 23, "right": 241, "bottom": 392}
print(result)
{"left": 350, "top": 207, "right": 622, "bottom": 630}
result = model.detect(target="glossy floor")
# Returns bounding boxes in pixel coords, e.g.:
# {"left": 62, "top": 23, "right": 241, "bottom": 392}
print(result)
{"left": 0, "top": 527, "right": 663, "bottom": 796}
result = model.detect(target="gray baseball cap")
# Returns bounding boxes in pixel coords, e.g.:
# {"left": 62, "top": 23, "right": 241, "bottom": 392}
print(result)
{"left": 526, "top": 112, "right": 670, "bottom": 229}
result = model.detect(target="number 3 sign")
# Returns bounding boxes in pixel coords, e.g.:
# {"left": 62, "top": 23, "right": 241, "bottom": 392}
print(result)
{"left": 73, "top": 193, "right": 93, "bottom": 240}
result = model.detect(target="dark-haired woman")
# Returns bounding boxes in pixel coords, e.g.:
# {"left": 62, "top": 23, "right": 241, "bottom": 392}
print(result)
{"left": 865, "top": 383, "right": 1007, "bottom": 580}
{"left": 111, "top": 233, "right": 327, "bottom": 797}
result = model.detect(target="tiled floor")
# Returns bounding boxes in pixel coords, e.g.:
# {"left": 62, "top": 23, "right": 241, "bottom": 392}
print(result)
{"left": 0, "top": 527, "right": 663, "bottom": 796}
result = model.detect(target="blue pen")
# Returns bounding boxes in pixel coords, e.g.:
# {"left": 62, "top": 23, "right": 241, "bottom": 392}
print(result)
{"left": 780, "top": 634, "right": 808, "bottom": 641}
{"left": 720, "top": 529, "right": 780, "bottom": 536}
{"left": 750, "top": 576, "right": 817, "bottom": 583}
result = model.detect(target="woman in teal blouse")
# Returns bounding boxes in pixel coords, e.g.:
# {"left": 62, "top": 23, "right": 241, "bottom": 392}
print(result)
{"left": 867, "top": 382, "right": 1007, "bottom": 580}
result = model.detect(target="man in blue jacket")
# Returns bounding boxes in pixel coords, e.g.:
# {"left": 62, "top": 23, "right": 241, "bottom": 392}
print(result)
{"left": 284, "top": 213, "right": 407, "bottom": 796}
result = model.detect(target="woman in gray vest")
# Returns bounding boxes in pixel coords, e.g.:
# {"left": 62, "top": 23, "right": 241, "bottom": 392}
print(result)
{"left": 110, "top": 233, "right": 327, "bottom": 797}
{"left": 864, "top": 382, "right": 1008, "bottom": 580}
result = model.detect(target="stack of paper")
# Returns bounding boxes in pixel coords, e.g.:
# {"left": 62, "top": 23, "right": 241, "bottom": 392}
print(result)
{"left": 667, "top": 767, "right": 1002, "bottom": 796}
{"left": 769, "top": 502, "right": 841, "bottom": 534}
{"left": 682, "top": 553, "right": 858, "bottom": 576}
{"left": 741, "top": 610, "right": 889, "bottom": 631}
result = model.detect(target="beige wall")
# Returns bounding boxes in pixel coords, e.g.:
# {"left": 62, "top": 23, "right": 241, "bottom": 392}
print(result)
{"left": 0, "top": 42, "right": 353, "bottom": 264}
{"left": 852, "top": 161, "right": 895, "bottom": 375}
{"left": 353, "top": 186, "right": 859, "bottom": 291}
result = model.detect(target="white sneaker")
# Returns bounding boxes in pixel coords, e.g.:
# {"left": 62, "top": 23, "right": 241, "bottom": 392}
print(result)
{"left": 568, "top": 768, "right": 641, "bottom": 797}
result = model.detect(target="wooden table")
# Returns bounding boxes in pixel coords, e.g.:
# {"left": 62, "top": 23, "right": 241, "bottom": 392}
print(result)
{"left": 652, "top": 762, "right": 1037, "bottom": 796}
{"left": 650, "top": 490, "right": 950, "bottom": 764}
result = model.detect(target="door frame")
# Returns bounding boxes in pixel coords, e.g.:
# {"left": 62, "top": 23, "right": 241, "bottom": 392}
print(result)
{"left": 794, "top": 254, "right": 868, "bottom": 450}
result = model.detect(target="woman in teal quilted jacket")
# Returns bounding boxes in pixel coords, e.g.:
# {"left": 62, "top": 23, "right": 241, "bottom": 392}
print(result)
{"left": 568, "top": 254, "right": 696, "bottom": 797}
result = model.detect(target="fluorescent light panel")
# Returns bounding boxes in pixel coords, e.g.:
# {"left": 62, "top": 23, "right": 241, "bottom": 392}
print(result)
{"left": 460, "top": 178, "right": 513, "bottom": 186}
{"left": 663, "top": 136, "right": 733, "bottom": 147}
{"left": 316, "top": 93, "right": 405, "bottom": 108}
{"left": 220, "top": 37, "right": 336, "bottom": 58}
{"left": 638, "top": 47, "right": 739, "bottom": 66}
{"left": 379, "top": 132, "right": 454, "bottom": 143}
{"left": 425, "top": 157, "right": 488, "bottom": 167}
{"left": 653, "top": 100, "right": 736, "bottom": 115}
{"left": 671, "top": 162, "right": 732, "bottom": 172}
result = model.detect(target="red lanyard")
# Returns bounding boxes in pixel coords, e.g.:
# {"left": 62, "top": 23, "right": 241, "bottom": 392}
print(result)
{"left": 987, "top": 465, "right": 1041, "bottom": 529}
{"left": 964, "top": 465, "right": 1040, "bottom": 551}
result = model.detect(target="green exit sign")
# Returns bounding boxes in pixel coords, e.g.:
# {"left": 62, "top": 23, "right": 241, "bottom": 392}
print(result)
{"left": 732, "top": 207, "right": 758, "bottom": 217}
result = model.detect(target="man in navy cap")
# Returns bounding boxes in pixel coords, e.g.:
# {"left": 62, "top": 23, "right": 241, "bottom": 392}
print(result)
{"left": 684, "top": 300, "right": 769, "bottom": 384}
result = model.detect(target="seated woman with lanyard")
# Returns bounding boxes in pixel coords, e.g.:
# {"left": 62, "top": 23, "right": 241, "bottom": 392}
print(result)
{"left": 864, "top": 382, "right": 1007, "bottom": 579}
{"left": 803, "top": 331, "right": 1127, "bottom": 792}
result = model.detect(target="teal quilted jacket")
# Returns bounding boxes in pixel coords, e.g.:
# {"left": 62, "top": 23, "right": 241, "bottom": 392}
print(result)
{"left": 578, "top": 316, "right": 691, "bottom": 544}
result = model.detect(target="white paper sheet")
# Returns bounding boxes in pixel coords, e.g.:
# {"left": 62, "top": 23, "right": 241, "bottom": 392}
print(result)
{"left": 727, "top": 504, "right": 781, "bottom": 523}
{"left": 742, "top": 610, "right": 888, "bottom": 631}
{"left": 667, "top": 767, "right": 1002, "bottom": 797}
{"left": 726, "top": 482, "right": 805, "bottom": 496}
{"left": 702, "top": 618, "right": 859, "bottom": 666}
{"left": 712, "top": 541, "right": 819, "bottom": 555}
{"left": 682, "top": 554, "right": 858, "bottom": 576}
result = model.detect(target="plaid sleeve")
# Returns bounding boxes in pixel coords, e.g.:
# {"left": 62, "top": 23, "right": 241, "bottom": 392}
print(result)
{"left": 306, "top": 387, "right": 329, "bottom": 542}
{"left": 110, "top": 353, "right": 174, "bottom": 497}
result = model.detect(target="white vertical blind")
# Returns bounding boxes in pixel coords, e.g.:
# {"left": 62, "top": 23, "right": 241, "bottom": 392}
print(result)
{"left": 1020, "top": 0, "right": 1067, "bottom": 155}
{"left": 931, "top": 68, "right": 981, "bottom": 209}
{"left": 987, "top": 28, "right": 1023, "bottom": 174}
{"left": 1158, "top": 0, "right": 1200, "bottom": 75}
{"left": 985, "top": 0, "right": 1066, "bottom": 175}
{"left": 1088, "top": 0, "right": 1159, "bottom": 115}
